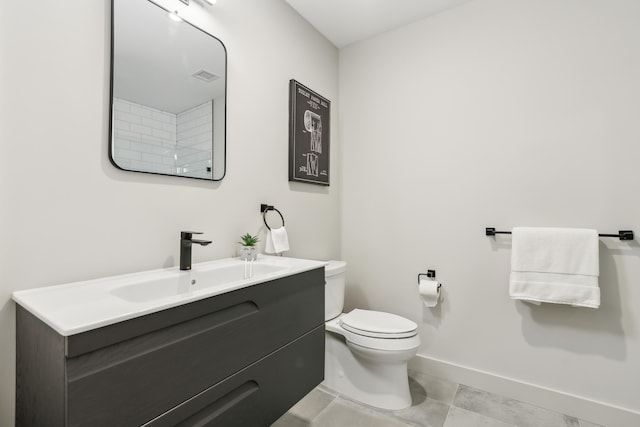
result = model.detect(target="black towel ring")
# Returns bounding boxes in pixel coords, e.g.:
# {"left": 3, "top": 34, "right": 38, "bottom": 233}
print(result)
{"left": 261, "top": 204, "right": 285, "bottom": 231}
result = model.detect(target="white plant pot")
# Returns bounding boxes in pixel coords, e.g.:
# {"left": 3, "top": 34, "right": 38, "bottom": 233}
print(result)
{"left": 240, "top": 246, "right": 257, "bottom": 261}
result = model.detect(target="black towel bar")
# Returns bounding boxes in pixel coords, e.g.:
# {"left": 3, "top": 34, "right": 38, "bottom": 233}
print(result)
{"left": 261, "top": 204, "right": 285, "bottom": 230}
{"left": 485, "top": 227, "right": 634, "bottom": 241}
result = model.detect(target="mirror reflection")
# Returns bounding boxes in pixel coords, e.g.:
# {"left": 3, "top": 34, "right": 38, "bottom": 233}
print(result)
{"left": 110, "top": 0, "right": 226, "bottom": 180}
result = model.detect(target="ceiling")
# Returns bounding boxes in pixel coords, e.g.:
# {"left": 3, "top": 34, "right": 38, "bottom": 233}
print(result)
{"left": 113, "top": 0, "right": 226, "bottom": 113}
{"left": 285, "top": 0, "right": 474, "bottom": 48}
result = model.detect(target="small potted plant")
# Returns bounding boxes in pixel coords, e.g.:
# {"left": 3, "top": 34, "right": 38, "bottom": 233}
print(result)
{"left": 238, "top": 233, "right": 259, "bottom": 261}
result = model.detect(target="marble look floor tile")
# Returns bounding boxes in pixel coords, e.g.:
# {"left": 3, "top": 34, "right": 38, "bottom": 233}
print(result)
{"left": 316, "top": 382, "right": 339, "bottom": 397}
{"left": 274, "top": 379, "right": 597, "bottom": 427}
{"left": 271, "top": 412, "right": 310, "bottom": 427}
{"left": 310, "top": 399, "right": 415, "bottom": 427}
{"left": 408, "top": 370, "right": 459, "bottom": 404}
{"left": 444, "top": 407, "right": 515, "bottom": 427}
{"left": 453, "top": 385, "right": 580, "bottom": 427}
{"left": 286, "top": 388, "right": 336, "bottom": 422}
{"left": 391, "top": 396, "right": 451, "bottom": 427}
{"left": 579, "top": 420, "right": 605, "bottom": 427}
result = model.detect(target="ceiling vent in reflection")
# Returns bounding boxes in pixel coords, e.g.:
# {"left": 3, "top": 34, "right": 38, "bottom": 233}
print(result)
{"left": 192, "top": 69, "right": 220, "bottom": 82}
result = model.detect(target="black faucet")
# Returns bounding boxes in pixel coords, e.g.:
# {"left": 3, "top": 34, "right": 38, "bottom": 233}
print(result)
{"left": 180, "top": 231, "right": 212, "bottom": 270}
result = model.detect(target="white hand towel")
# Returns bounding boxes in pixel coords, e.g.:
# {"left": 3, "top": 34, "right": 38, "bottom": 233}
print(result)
{"left": 265, "top": 226, "right": 290, "bottom": 254}
{"left": 509, "top": 227, "right": 600, "bottom": 308}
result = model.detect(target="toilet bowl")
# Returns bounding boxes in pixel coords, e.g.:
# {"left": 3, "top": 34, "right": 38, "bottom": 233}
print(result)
{"left": 323, "top": 261, "right": 420, "bottom": 410}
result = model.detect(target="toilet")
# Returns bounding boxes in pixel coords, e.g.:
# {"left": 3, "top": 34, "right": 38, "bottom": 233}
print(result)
{"left": 323, "top": 260, "right": 420, "bottom": 410}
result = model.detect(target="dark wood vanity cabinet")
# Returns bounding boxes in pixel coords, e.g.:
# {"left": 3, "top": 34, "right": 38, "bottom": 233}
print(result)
{"left": 16, "top": 268, "right": 325, "bottom": 427}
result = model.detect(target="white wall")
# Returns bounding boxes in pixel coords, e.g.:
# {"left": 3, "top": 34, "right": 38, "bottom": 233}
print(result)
{"left": 340, "top": 0, "right": 640, "bottom": 424}
{"left": 0, "top": 0, "right": 339, "bottom": 424}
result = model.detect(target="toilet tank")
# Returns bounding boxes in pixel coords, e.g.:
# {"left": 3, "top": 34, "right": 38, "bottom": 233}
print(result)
{"left": 325, "top": 260, "right": 347, "bottom": 321}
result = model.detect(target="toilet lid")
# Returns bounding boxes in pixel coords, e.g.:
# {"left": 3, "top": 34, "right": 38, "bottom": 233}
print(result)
{"left": 339, "top": 309, "right": 417, "bottom": 339}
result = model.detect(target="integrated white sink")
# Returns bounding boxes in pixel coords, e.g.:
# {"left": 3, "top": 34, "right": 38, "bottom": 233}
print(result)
{"left": 12, "top": 255, "right": 326, "bottom": 336}
{"left": 110, "top": 262, "right": 287, "bottom": 303}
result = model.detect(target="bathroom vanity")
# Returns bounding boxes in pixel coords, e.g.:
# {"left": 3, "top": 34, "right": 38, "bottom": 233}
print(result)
{"left": 14, "top": 257, "right": 325, "bottom": 426}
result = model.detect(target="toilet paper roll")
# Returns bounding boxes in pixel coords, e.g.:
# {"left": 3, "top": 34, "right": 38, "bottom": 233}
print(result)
{"left": 419, "top": 279, "right": 440, "bottom": 307}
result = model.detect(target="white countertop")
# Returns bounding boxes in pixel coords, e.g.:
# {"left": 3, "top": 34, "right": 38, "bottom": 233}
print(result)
{"left": 12, "top": 255, "right": 326, "bottom": 336}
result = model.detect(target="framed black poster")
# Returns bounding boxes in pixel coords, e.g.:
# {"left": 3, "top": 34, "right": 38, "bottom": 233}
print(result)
{"left": 289, "top": 79, "right": 330, "bottom": 186}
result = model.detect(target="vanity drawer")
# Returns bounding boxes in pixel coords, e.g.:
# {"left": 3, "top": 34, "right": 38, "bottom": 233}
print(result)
{"left": 65, "top": 268, "right": 324, "bottom": 427}
{"left": 148, "top": 325, "right": 325, "bottom": 427}
{"left": 66, "top": 268, "right": 324, "bottom": 357}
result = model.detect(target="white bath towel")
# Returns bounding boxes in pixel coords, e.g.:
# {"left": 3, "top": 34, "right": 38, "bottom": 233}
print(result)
{"left": 509, "top": 227, "right": 600, "bottom": 308}
{"left": 265, "top": 226, "right": 290, "bottom": 254}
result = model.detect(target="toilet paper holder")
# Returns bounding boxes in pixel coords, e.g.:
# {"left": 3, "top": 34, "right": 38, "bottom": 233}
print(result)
{"left": 418, "top": 270, "right": 441, "bottom": 290}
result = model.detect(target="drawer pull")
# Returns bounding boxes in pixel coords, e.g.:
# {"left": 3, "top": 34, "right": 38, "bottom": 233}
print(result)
{"left": 176, "top": 380, "right": 259, "bottom": 426}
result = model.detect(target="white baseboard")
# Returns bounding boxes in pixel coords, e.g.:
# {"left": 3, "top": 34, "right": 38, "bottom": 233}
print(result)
{"left": 409, "top": 354, "right": 640, "bottom": 427}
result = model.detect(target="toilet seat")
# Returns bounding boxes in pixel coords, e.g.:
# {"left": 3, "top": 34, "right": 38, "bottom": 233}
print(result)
{"left": 339, "top": 309, "right": 417, "bottom": 339}
{"left": 326, "top": 311, "right": 420, "bottom": 352}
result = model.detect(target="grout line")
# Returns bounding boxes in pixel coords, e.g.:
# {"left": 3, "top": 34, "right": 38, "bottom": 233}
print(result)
{"left": 451, "top": 383, "right": 461, "bottom": 407}
{"left": 442, "top": 404, "right": 454, "bottom": 427}
{"left": 308, "top": 396, "right": 338, "bottom": 425}
{"left": 441, "top": 383, "right": 460, "bottom": 427}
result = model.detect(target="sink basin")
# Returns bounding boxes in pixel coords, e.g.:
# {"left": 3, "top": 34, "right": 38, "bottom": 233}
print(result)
{"left": 111, "top": 262, "right": 287, "bottom": 303}
{"left": 12, "top": 255, "right": 326, "bottom": 336}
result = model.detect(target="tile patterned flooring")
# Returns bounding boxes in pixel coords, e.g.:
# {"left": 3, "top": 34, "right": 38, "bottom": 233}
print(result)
{"left": 271, "top": 370, "right": 604, "bottom": 427}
